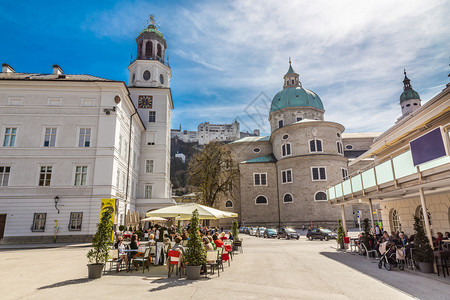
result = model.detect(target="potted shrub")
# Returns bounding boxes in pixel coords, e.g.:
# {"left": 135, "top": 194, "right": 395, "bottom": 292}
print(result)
{"left": 336, "top": 219, "right": 345, "bottom": 250}
{"left": 412, "top": 215, "right": 434, "bottom": 273}
{"left": 118, "top": 225, "right": 125, "bottom": 232}
{"left": 87, "top": 209, "right": 113, "bottom": 279}
{"left": 184, "top": 209, "right": 206, "bottom": 280}
{"left": 232, "top": 219, "right": 239, "bottom": 241}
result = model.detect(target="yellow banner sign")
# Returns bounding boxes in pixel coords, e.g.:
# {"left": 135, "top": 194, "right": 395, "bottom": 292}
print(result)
{"left": 101, "top": 198, "right": 115, "bottom": 224}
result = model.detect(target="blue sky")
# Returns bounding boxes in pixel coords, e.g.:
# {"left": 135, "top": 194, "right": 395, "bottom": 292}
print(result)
{"left": 2, "top": 0, "right": 449, "bottom": 135}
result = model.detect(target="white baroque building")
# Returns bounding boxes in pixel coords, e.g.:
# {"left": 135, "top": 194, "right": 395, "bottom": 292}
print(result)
{"left": 0, "top": 22, "right": 175, "bottom": 243}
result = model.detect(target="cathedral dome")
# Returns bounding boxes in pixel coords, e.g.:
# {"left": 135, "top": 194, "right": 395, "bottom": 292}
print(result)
{"left": 270, "top": 87, "right": 324, "bottom": 113}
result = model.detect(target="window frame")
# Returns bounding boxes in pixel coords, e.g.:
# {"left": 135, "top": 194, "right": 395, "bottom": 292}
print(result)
{"left": 32, "top": 213, "right": 47, "bottom": 232}
{"left": 309, "top": 139, "right": 323, "bottom": 153}
{"left": 0, "top": 166, "right": 11, "bottom": 186}
{"left": 283, "top": 193, "right": 293, "bottom": 204}
{"left": 74, "top": 166, "right": 88, "bottom": 186}
{"left": 148, "top": 111, "right": 156, "bottom": 122}
{"left": 43, "top": 127, "right": 57, "bottom": 147}
{"left": 281, "top": 169, "right": 293, "bottom": 184}
{"left": 3, "top": 127, "right": 17, "bottom": 147}
{"left": 311, "top": 166, "right": 327, "bottom": 181}
{"left": 281, "top": 143, "right": 292, "bottom": 157}
{"left": 255, "top": 195, "right": 268, "bottom": 205}
{"left": 68, "top": 212, "right": 83, "bottom": 231}
{"left": 341, "top": 168, "right": 348, "bottom": 180}
{"left": 390, "top": 209, "right": 402, "bottom": 232}
{"left": 278, "top": 119, "right": 284, "bottom": 128}
{"left": 337, "top": 141, "right": 344, "bottom": 154}
{"left": 253, "top": 173, "right": 267, "bottom": 186}
{"left": 144, "top": 185, "right": 153, "bottom": 199}
{"left": 145, "top": 160, "right": 154, "bottom": 173}
{"left": 38, "top": 166, "right": 53, "bottom": 186}
{"left": 225, "top": 200, "right": 233, "bottom": 208}
{"left": 78, "top": 128, "right": 92, "bottom": 147}
{"left": 314, "top": 191, "right": 328, "bottom": 202}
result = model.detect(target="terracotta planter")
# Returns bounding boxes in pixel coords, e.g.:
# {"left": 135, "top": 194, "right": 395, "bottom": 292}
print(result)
{"left": 185, "top": 265, "right": 202, "bottom": 280}
{"left": 87, "top": 263, "right": 104, "bottom": 279}
{"left": 417, "top": 261, "right": 433, "bottom": 273}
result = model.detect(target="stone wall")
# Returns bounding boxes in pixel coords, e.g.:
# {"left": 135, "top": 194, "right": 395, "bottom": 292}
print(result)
{"left": 380, "top": 192, "right": 450, "bottom": 236}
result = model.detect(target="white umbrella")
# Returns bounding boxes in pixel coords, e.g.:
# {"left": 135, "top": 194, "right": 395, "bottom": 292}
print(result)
{"left": 145, "top": 203, "right": 238, "bottom": 220}
{"left": 141, "top": 216, "right": 168, "bottom": 222}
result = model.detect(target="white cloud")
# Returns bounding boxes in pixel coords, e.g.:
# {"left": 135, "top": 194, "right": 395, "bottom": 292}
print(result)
{"left": 83, "top": 0, "right": 450, "bottom": 132}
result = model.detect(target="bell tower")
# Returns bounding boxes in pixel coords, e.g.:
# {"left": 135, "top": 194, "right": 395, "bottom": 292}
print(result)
{"left": 399, "top": 70, "right": 421, "bottom": 118}
{"left": 128, "top": 15, "right": 171, "bottom": 88}
{"left": 127, "top": 15, "right": 176, "bottom": 213}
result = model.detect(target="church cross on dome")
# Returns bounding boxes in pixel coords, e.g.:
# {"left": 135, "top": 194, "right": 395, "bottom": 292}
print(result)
{"left": 145, "top": 14, "right": 159, "bottom": 29}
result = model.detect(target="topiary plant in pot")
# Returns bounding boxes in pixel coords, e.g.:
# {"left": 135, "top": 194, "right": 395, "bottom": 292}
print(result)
{"left": 232, "top": 219, "right": 239, "bottom": 241}
{"left": 336, "top": 219, "right": 345, "bottom": 250}
{"left": 412, "top": 215, "right": 434, "bottom": 273}
{"left": 184, "top": 209, "right": 206, "bottom": 280}
{"left": 87, "top": 209, "right": 113, "bottom": 279}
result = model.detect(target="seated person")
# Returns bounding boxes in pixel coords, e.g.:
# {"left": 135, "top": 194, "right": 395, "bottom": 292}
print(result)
{"left": 399, "top": 232, "right": 408, "bottom": 246}
{"left": 148, "top": 234, "right": 156, "bottom": 245}
{"left": 116, "top": 237, "right": 128, "bottom": 271}
{"left": 434, "top": 232, "right": 444, "bottom": 248}
{"left": 220, "top": 232, "right": 228, "bottom": 241}
{"left": 213, "top": 234, "right": 224, "bottom": 248}
{"left": 227, "top": 231, "right": 234, "bottom": 240}
{"left": 203, "top": 236, "right": 214, "bottom": 251}
{"left": 208, "top": 235, "right": 217, "bottom": 250}
{"left": 171, "top": 236, "right": 186, "bottom": 255}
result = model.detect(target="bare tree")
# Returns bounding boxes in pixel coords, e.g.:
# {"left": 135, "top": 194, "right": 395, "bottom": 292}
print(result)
{"left": 187, "top": 142, "right": 239, "bottom": 207}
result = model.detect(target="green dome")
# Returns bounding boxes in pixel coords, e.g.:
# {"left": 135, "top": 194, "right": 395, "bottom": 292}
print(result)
{"left": 270, "top": 87, "right": 324, "bottom": 113}
{"left": 400, "top": 89, "right": 420, "bottom": 103}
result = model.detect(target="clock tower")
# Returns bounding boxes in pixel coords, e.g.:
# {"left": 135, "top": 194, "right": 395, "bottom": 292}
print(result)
{"left": 128, "top": 16, "right": 175, "bottom": 213}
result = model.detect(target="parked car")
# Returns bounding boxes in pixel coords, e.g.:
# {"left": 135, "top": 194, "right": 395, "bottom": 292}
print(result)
{"left": 244, "top": 227, "right": 251, "bottom": 234}
{"left": 250, "top": 227, "right": 258, "bottom": 236}
{"left": 263, "top": 228, "right": 277, "bottom": 238}
{"left": 277, "top": 227, "right": 300, "bottom": 240}
{"left": 306, "top": 228, "right": 337, "bottom": 241}
{"left": 239, "top": 226, "right": 246, "bottom": 233}
{"left": 255, "top": 227, "right": 266, "bottom": 237}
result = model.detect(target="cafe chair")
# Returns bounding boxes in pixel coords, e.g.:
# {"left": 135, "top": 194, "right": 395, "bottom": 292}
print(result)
{"left": 206, "top": 250, "right": 220, "bottom": 277}
{"left": 132, "top": 248, "right": 151, "bottom": 273}
{"left": 168, "top": 250, "right": 184, "bottom": 278}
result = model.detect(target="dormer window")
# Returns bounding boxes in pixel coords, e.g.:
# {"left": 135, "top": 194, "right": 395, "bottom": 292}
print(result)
{"left": 278, "top": 120, "right": 284, "bottom": 128}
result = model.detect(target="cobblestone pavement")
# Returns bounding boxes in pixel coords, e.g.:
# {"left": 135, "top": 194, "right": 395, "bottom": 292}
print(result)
{"left": 1, "top": 235, "right": 448, "bottom": 299}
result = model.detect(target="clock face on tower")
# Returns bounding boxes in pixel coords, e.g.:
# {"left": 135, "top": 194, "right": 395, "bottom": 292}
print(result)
{"left": 138, "top": 95, "right": 153, "bottom": 108}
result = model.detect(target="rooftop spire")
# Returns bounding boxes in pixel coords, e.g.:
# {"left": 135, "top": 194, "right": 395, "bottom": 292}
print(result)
{"left": 403, "top": 69, "right": 412, "bottom": 91}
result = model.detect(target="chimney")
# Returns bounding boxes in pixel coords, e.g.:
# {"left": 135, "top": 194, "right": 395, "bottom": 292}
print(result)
{"left": 52, "top": 64, "right": 63, "bottom": 75}
{"left": 2, "top": 63, "right": 15, "bottom": 73}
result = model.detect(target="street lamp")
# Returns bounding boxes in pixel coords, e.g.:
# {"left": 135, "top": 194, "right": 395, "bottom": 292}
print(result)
{"left": 54, "top": 196, "right": 60, "bottom": 214}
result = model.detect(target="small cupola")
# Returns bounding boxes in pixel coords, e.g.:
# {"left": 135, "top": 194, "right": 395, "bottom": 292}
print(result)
{"left": 52, "top": 64, "right": 63, "bottom": 75}
{"left": 399, "top": 69, "right": 421, "bottom": 117}
{"left": 2, "top": 63, "right": 15, "bottom": 73}
{"left": 283, "top": 58, "right": 301, "bottom": 89}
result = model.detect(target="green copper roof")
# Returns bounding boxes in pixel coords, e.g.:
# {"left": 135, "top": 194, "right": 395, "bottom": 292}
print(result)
{"left": 400, "top": 89, "right": 420, "bottom": 103}
{"left": 140, "top": 25, "right": 164, "bottom": 38}
{"left": 270, "top": 87, "right": 324, "bottom": 113}
{"left": 285, "top": 64, "right": 295, "bottom": 75}
{"left": 242, "top": 154, "right": 276, "bottom": 164}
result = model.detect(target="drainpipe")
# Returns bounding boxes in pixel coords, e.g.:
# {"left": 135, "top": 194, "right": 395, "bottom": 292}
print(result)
{"left": 124, "top": 111, "right": 138, "bottom": 219}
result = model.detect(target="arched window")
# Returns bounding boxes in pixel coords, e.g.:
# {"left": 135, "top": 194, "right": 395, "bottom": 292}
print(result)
{"left": 314, "top": 191, "right": 327, "bottom": 201}
{"left": 145, "top": 41, "right": 153, "bottom": 58}
{"left": 255, "top": 195, "right": 268, "bottom": 205}
{"left": 283, "top": 193, "right": 293, "bottom": 203}
{"left": 390, "top": 209, "right": 402, "bottom": 232}
{"left": 157, "top": 44, "right": 162, "bottom": 57}
{"left": 337, "top": 141, "right": 343, "bottom": 154}
{"left": 225, "top": 200, "right": 233, "bottom": 208}
{"left": 415, "top": 205, "right": 432, "bottom": 229}
{"left": 309, "top": 139, "right": 322, "bottom": 152}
